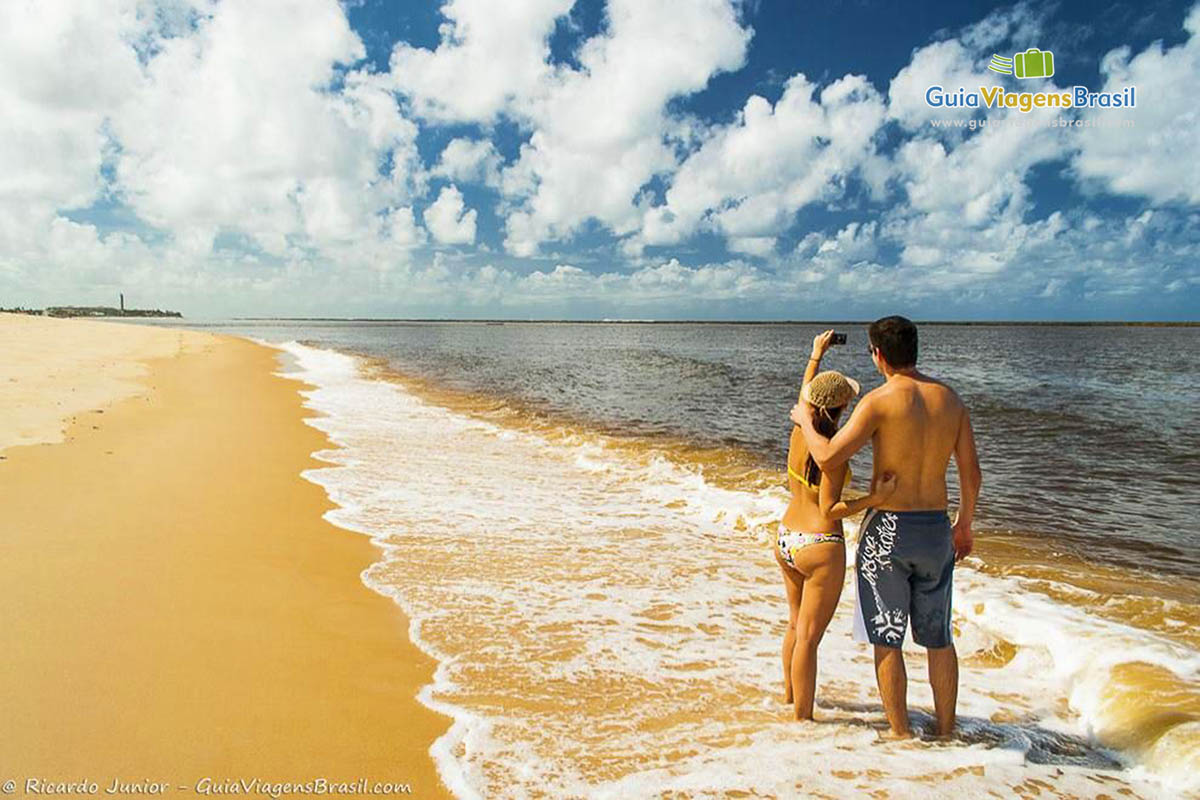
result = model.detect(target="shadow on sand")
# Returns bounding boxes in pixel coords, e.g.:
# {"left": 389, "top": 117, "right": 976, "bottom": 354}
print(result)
{"left": 814, "top": 699, "right": 1125, "bottom": 770}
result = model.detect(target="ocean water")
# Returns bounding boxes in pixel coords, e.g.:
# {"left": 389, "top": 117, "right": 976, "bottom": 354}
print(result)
{"left": 151, "top": 320, "right": 1200, "bottom": 797}
{"left": 207, "top": 321, "right": 1200, "bottom": 575}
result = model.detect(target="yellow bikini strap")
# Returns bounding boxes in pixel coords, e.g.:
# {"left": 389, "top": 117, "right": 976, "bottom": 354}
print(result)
{"left": 787, "top": 463, "right": 851, "bottom": 488}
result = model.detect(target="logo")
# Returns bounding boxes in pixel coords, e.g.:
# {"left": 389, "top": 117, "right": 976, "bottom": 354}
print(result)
{"left": 924, "top": 45, "right": 1136, "bottom": 112}
{"left": 989, "top": 48, "right": 1055, "bottom": 79}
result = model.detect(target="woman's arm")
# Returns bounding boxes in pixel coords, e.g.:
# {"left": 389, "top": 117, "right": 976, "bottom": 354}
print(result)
{"left": 820, "top": 470, "right": 897, "bottom": 521}
{"left": 800, "top": 330, "right": 836, "bottom": 397}
{"left": 789, "top": 331, "right": 836, "bottom": 481}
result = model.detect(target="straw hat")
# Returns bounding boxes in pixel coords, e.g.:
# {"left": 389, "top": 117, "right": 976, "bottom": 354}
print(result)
{"left": 800, "top": 370, "right": 860, "bottom": 408}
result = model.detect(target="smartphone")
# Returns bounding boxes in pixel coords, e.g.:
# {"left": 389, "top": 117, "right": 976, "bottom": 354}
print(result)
{"left": 830, "top": 332, "right": 847, "bottom": 345}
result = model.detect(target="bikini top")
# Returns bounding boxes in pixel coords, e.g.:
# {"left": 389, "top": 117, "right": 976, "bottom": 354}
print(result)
{"left": 787, "top": 462, "right": 852, "bottom": 492}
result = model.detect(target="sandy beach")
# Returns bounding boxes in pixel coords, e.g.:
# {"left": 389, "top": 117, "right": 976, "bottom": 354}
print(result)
{"left": 0, "top": 314, "right": 449, "bottom": 795}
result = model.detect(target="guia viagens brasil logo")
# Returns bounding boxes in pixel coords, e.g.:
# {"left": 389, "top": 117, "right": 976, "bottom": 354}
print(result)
{"left": 925, "top": 47, "right": 1136, "bottom": 112}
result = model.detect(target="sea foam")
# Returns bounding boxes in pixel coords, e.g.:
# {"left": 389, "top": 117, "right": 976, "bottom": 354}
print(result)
{"left": 275, "top": 341, "right": 1194, "bottom": 799}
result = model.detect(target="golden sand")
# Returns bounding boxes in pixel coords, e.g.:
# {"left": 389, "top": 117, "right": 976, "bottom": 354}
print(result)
{"left": 0, "top": 315, "right": 449, "bottom": 795}
{"left": 0, "top": 314, "right": 208, "bottom": 453}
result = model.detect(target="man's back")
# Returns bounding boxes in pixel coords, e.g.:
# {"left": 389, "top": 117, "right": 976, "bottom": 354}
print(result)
{"left": 869, "top": 372, "right": 965, "bottom": 511}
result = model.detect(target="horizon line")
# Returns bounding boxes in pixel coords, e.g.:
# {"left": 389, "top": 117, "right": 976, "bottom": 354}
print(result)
{"left": 218, "top": 317, "right": 1200, "bottom": 326}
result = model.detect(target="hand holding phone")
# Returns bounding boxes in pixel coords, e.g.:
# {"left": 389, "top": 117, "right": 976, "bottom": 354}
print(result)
{"left": 812, "top": 330, "right": 847, "bottom": 360}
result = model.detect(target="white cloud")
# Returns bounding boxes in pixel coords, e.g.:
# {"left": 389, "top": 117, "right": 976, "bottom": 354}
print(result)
{"left": 1, "top": 0, "right": 1196, "bottom": 319}
{"left": 423, "top": 185, "right": 478, "bottom": 245}
{"left": 389, "top": 0, "right": 572, "bottom": 124}
{"left": 887, "top": 39, "right": 985, "bottom": 131}
{"left": 388, "top": 0, "right": 752, "bottom": 257}
{"left": 631, "top": 73, "right": 885, "bottom": 253}
{"left": 893, "top": 117, "right": 1062, "bottom": 223}
{"left": 0, "top": 0, "right": 143, "bottom": 242}
{"left": 886, "top": 2, "right": 1057, "bottom": 135}
{"left": 0, "top": 0, "right": 428, "bottom": 309}
{"left": 432, "top": 137, "right": 503, "bottom": 188}
{"left": 727, "top": 236, "right": 777, "bottom": 256}
{"left": 782, "top": 205, "right": 1196, "bottom": 310}
{"left": 498, "top": 0, "right": 751, "bottom": 256}
{"left": 112, "top": 0, "right": 420, "bottom": 255}
{"left": 1074, "top": 3, "right": 1200, "bottom": 204}
{"left": 957, "top": 2, "right": 1045, "bottom": 54}
{"left": 871, "top": 22, "right": 1079, "bottom": 289}
{"left": 383, "top": 206, "right": 425, "bottom": 248}
{"left": 627, "top": 258, "right": 766, "bottom": 299}
{"left": 797, "top": 221, "right": 878, "bottom": 263}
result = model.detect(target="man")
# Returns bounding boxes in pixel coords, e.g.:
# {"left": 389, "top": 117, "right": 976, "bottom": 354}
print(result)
{"left": 790, "top": 315, "right": 981, "bottom": 739}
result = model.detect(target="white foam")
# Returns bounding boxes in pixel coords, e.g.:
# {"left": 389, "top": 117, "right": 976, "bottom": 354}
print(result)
{"left": 271, "top": 341, "right": 1193, "bottom": 799}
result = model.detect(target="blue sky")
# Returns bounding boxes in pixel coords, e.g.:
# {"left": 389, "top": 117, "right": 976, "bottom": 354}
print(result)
{"left": 1, "top": 0, "right": 1197, "bottom": 319}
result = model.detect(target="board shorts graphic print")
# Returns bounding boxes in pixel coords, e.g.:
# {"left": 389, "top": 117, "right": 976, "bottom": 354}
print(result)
{"left": 853, "top": 509, "right": 954, "bottom": 649}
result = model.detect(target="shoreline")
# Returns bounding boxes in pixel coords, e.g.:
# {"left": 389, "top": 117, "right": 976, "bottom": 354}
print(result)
{"left": 277, "top": 340, "right": 1195, "bottom": 797}
{"left": 286, "top": 338, "right": 1200, "bottom": 796}
{"left": 0, "top": 316, "right": 450, "bottom": 795}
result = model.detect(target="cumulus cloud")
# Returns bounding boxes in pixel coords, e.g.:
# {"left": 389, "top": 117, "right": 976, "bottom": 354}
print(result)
{"left": 423, "top": 185, "right": 478, "bottom": 245}
{"left": 112, "top": 0, "right": 420, "bottom": 255}
{"left": 0, "top": 0, "right": 430, "bottom": 310}
{"left": 389, "top": 0, "right": 751, "bottom": 256}
{"left": 498, "top": 0, "right": 752, "bottom": 256}
{"left": 727, "top": 236, "right": 778, "bottom": 257}
{"left": 796, "top": 221, "right": 878, "bottom": 264}
{"left": 883, "top": 109, "right": 1069, "bottom": 278}
{"left": 2, "top": 0, "right": 1197, "bottom": 319}
{"left": 631, "top": 73, "right": 886, "bottom": 254}
{"left": 1073, "top": 3, "right": 1200, "bottom": 204}
{"left": 389, "top": 0, "right": 572, "bottom": 124}
{"left": 384, "top": 206, "right": 425, "bottom": 248}
{"left": 778, "top": 205, "right": 1193, "bottom": 312}
{"left": 432, "top": 138, "right": 503, "bottom": 188}
{"left": 887, "top": 39, "right": 985, "bottom": 130}
{"left": 0, "top": 0, "right": 142, "bottom": 241}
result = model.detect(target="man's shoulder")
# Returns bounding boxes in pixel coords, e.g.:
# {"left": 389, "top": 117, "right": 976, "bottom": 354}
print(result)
{"left": 918, "top": 372, "right": 964, "bottom": 399}
{"left": 920, "top": 374, "right": 968, "bottom": 420}
{"left": 859, "top": 383, "right": 890, "bottom": 406}
{"left": 858, "top": 383, "right": 906, "bottom": 419}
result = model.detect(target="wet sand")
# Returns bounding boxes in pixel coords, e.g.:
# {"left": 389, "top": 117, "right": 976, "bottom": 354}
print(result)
{"left": 0, "top": 315, "right": 449, "bottom": 795}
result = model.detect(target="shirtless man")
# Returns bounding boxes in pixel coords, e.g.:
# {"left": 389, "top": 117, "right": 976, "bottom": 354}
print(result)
{"left": 790, "top": 315, "right": 981, "bottom": 738}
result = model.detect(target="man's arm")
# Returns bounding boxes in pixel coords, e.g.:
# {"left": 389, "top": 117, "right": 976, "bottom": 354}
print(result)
{"left": 820, "top": 469, "right": 897, "bottom": 521}
{"left": 790, "top": 392, "right": 880, "bottom": 471}
{"left": 951, "top": 407, "right": 982, "bottom": 560}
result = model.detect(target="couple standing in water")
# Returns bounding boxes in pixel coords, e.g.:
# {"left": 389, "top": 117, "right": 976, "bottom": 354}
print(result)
{"left": 775, "top": 315, "right": 982, "bottom": 739}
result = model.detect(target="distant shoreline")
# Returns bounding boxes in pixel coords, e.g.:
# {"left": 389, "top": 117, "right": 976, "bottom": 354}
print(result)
{"left": 1, "top": 307, "right": 182, "bottom": 318}
{"left": 223, "top": 317, "right": 1200, "bottom": 327}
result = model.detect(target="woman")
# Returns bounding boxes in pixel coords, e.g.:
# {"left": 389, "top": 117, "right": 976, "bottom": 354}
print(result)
{"left": 777, "top": 329, "right": 896, "bottom": 721}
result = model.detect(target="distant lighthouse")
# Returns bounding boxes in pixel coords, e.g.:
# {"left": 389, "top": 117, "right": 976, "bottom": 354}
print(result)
{"left": 120, "top": 293, "right": 125, "bottom": 314}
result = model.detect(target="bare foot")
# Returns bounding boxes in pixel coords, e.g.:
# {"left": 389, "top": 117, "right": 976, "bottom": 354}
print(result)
{"left": 876, "top": 728, "right": 916, "bottom": 742}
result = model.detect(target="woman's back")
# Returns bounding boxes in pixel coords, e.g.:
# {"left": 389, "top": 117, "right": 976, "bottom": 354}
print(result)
{"left": 783, "top": 425, "right": 847, "bottom": 535}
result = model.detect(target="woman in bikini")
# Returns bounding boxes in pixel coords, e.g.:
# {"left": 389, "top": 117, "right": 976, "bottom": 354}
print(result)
{"left": 777, "top": 329, "right": 896, "bottom": 721}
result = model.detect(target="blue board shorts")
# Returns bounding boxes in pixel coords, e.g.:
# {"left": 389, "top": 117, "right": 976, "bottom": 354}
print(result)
{"left": 852, "top": 509, "right": 954, "bottom": 649}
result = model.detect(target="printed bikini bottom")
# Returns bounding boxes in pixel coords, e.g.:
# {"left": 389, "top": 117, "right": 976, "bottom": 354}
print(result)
{"left": 776, "top": 524, "right": 844, "bottom": 569}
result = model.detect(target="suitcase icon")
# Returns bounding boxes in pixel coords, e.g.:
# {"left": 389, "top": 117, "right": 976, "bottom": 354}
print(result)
{"left": 1014, "top": 48, "right": 1054, "bottom": 79}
